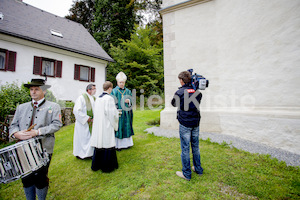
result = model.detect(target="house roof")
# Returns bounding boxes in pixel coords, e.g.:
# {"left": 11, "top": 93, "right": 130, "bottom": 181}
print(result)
{"left": 0, "top": 0, "right": 114, "bottom": 62}
{"left": 159, "top": 0, "right": 212, "bottom": 15}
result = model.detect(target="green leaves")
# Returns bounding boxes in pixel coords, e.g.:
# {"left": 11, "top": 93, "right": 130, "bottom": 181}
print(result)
{"left": 0, "top": 82, "right": 61, "bottom": 122}
{"left": 107, "top": 25, "right": 163, "bottom": 98}
{"left": 0, "top": 82, "right": 31, "bottom": 121}
{"left": 92, "top": 0, "right": 136, "bottom": 52}
{"left": 65, "top": 0, "right": 95, "bottom": 34}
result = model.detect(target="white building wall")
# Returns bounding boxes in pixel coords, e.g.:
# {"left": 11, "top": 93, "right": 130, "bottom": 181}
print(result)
{"left": 160, "top": 0, "right": 300, "bottom": 153}
{"left": 0, "top": 34, "right": 107, "bottom": 102}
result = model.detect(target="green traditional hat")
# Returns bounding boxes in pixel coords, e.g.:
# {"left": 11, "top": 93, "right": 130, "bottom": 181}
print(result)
{"left": 24, "top": 79, "right": 51, "bottom": 90}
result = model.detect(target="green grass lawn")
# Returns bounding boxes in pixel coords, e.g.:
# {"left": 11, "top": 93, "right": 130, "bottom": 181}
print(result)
{"left": 1, "top": 109, "right": 299, "bottom": 199}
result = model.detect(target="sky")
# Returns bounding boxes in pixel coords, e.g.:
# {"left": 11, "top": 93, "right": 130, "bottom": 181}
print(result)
{"left": 23, "top": 0, "right": 74, "bottom": 17}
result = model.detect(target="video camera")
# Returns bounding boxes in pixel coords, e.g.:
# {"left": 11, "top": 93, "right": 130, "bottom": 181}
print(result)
{"left": 187, "top": 69, "right": 209, "bottom": 90}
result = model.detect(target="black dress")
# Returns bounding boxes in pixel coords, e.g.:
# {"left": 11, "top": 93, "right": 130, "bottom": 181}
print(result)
{"left": 91, "top": 147, "right": 118, "bottom": 172}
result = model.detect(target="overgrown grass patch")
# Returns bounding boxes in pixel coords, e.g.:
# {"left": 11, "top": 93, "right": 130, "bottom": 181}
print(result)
{"left": 0, "top": 109, "right": 299, "bottom": 199}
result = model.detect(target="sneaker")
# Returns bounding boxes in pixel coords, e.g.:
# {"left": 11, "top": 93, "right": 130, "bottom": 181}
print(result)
{"left": 192, "top": 166, "right": 203, "bottom": 176}
{"left": 176, "top": 171, "right": 190, "bottom": 181}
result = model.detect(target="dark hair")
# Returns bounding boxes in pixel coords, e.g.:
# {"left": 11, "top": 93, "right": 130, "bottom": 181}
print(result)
{"left": 86, "top": 84, "right": 96, "bottom": 91}
{"left": 103, "top": 81, "right": 113, "bottom": 91}
{"left": 178, "top": 71, "right": 191, "bottom": 84}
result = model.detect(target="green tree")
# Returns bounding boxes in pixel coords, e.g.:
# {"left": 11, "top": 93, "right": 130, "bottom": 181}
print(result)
{"left": 107, "top": 25, "right": 163, "bottom": 97}
{"left": 136, "top": 0, "right": 163, "bottom": 44}
{"left": 66, "top": 0, "right": 163, "bottom": 50}
{"left": 92, "top": 0, "right": 137, "bottom": 52}
{"left": 135, "top": 0, "right": 162, "bottom": 25}
{"left": 0, "top": 82, "right": 31, "bottom": 121}
{"left": 65, "top": 0, "right": 95, "bottom": 34}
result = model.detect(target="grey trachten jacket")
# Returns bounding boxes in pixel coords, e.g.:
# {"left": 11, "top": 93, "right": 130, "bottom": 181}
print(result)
{"left": 9, "top": 100, "right": 62, "bottom": 154}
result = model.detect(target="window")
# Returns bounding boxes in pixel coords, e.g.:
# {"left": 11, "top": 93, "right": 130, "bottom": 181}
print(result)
{"left": 33, "top": 56, "right": 62, "bottom": 77}
{"left": 74, "top": 64, "right": 95, "bottom": 82}
{"left": 0, "top": 52, "right": 5, "bottom": 70}
{"left": 42, "top": 59, "right": 55, "bottom": 76}
{"left": 80, "top": 66, "right": 89, "bottom": 81}
{"left": 50, "top": 29, "right": 63, "bottom": 38}
{"left": 0, "top": 48, "right": 16, "bottom": 72}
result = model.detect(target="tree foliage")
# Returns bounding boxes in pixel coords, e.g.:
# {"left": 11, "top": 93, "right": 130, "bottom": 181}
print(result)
{"left": 92, "top": 0, "right": 137, "bottom": 52}
{"left": 0, "top": 82, "right": 63, "bottom": 122}
{"left": 66, "top": 0, "right": 163, "bottom": 52}
{"left": 65, "top": 0, "right": 95, "bottom": 34}
{"left": 65, "top": 1, "right": 164, "bottom": 98}
{"left": 136, "top": 0, "right": 163, "bottom": 44}
{"left": 135, "top": 0, "right": 162, "bottom": 25}
{"left": 0, "top": 82, "right": 31, "bottom": 121}
{"left": 107, "top": 25, "right": 163, "bottom": 97}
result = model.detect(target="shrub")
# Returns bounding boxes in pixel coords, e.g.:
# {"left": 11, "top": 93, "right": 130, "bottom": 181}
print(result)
{"left": 0, "top": 82, "right": 31, "bottom": 121}
{"left": 57, "top": 100, "right": 75, "bottom": 108}
{"left": 0, "top": 82, "right": 74, "bottom": 122}
{"left": 45, "top": 89, "right": 57, "bottom": 102}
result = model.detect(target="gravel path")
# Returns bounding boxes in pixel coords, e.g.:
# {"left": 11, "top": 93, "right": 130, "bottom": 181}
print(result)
{"left": 145, "top": 127, "right": 300, "bottom": 167}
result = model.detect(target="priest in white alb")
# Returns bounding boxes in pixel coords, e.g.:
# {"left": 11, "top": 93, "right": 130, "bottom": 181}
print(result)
{"left": 90, "top": 81, "right": 119, "bottom": 172}
{"left": 73, "top": 84, "right": 96, "bottom": 159}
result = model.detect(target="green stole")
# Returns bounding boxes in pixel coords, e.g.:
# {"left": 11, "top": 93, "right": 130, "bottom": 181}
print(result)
{"left": 82, "top": 93, "right": 96, "bottom": 133}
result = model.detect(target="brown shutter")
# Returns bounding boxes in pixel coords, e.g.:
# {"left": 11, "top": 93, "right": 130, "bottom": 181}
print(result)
{"left": 91, "top": 67, "right": 95, "bottom": 82}
{"left": 7, "top": 51, "right": 16, "bottom": 71}
{"left": 33, "top": 56, "right": 42, "bottom": 75}
{"left": 4, "top": 50, "right": 9, "bottom": 70}
{"left": 74, "top": 64, "right": 80, "bottom": 80}
{"left": 55, "top": 60, "right": 62, "bottom": 77}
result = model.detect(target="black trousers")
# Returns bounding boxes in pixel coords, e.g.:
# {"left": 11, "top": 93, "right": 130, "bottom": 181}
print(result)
{"left": 91, "top": 148, "right": 118, "bottom": 172}
{"left": 22, "top": 154, "right": 52, "bottom": 189}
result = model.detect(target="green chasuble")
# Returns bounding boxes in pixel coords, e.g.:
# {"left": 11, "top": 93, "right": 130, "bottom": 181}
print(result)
{"left": 82, "top": 93, "right": 96, "bottom": 133}
{"left": 111, "top": 86, "right": 134, "bottom": 139}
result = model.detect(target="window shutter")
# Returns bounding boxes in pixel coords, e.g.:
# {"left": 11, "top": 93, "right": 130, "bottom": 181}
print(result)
{"left": 55, "top": 60, "right": 62, "bottom": 77}
{"left": 4, "top": 50, "right": 9, "bottom": 71}
{"left": 33, "top": 56, "right": 42, "bottom": 75}
{"left": 74, "top": 64, "right": 80, "bottom": 80}
{"left": 91, "top": 67, "right": 95, "bottom": 82}
{"left": 7, "top": 51, "right": 16, "bottom": 71}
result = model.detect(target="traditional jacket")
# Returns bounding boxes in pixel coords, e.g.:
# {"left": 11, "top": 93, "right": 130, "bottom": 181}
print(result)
{"left": 9, "top": 100, "right": 62, "bottom": 154}
{"left": 90, "top": 93, "right": 119, "bottom": 149}
{"left": 111, "top": 86, "right": 134, "bottom": 139}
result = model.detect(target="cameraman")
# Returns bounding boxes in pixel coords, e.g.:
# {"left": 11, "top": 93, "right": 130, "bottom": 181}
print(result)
{"left": 171, "top": 71, "right": 204, "bottom": 181}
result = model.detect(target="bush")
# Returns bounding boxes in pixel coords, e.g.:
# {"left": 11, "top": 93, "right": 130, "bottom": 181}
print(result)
{"left": 57, "top": 100, "right": 75, "bottom": 108}
{"left": 0, "top": 82, "right": 31, "bottom": 121}
{"left": 0, "top": 82, "right": 75, "bottom": 122}
{"left": 45, "top": 89, "right": 57, "bottom": 102}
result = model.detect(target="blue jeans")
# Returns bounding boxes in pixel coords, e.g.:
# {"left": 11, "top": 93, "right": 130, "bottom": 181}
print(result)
{"left": 179, "top": 124, "right": 203, "bottom": 179}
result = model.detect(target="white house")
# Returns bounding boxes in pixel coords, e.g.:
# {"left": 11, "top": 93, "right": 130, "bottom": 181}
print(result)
{"left": 160, "top": 0, "right": 300, "bottom": 153}
{"left": 0, "top": 0, "right": 114, "bottom": 102}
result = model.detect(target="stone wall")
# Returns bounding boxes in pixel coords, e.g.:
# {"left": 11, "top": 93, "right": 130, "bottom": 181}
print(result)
{"left": 61, "top": 107, "right": 75, "bottom": 126}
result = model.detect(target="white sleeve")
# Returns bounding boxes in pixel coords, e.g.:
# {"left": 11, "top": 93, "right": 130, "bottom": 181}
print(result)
{"left": 73, "top": 96, "right": 89, "bottom": 125}
{"left": 106, "top": 97, "right": 119, "bottom": 131}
